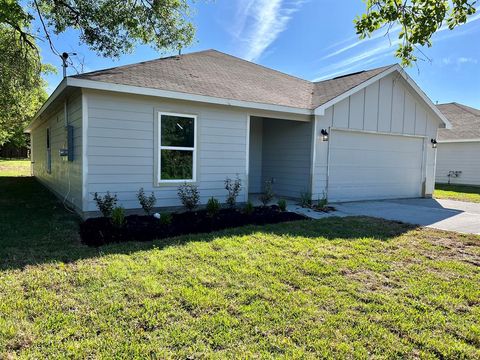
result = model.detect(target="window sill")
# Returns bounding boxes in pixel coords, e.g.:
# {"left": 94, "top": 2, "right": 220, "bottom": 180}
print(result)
{"left": 154, "top": 180, "right": 197, "bottom": 187}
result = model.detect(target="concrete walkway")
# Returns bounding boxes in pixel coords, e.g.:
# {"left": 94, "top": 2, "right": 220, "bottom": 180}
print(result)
{"left": 333, "top": 198, "right": 480, "bottom": 235}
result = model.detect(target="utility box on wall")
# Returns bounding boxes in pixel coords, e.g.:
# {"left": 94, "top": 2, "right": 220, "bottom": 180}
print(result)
{"left": 60, "top": 125, "right": 74, "bottom": 161}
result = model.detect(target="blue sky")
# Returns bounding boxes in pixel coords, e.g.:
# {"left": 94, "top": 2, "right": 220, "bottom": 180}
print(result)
{"left": 39, "top": 0, "right": 480, "bottom": 108}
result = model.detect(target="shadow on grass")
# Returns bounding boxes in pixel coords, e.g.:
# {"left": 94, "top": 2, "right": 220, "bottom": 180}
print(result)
{"left": 436, "top": 183, "right": 480, "bottom": 195}
{"left": 0, "top": 177, "right": 418, "bottom": 271}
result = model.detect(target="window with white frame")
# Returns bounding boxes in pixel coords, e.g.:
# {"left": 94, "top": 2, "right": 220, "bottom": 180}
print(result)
{"left": 158, "top": 112, "right": 196, "bottom": 182}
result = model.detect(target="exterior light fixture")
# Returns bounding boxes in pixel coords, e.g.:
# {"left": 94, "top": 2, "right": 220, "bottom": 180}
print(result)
{"left": 431, "top": 139, "right": 437, "bottom": 149}
{"left": 321, "top": 129, "right": 329, "bottom": 141}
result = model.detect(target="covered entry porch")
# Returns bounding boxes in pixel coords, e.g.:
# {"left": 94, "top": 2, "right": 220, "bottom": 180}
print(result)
{"left": 248, "top": 115, "right": 314, "bottom": 202}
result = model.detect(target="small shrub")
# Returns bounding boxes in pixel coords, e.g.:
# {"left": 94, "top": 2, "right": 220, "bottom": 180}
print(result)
{"left": 277, "top": 199, "right": 287, "bottom": 212}
{"left": 160, "top": 212, "right": 173, "bottom": 226}
{"left": 317, "top": 192, "right": 328, "bottom": 208}
{"left": 137, "top": 188, "right": 156, "bottom": 215}
{"left": 225, "top": 176, "right": 242, "bottom": 208}
{"left": 244, "top": 200, "right": 254, "bottom": 215}
{"left": 93, "top": 191, "right": 118, "bottom": 217}
{"left": 206, "top": 197, "right": 220, "bottom": 217}
{"left": 300, "top": 191, "right": 312, "bottom": 208}
{"left": 111, "top": 206, "right": 125, "bottom": 227}
{"left": 177, "top": 183, "right": 200, "bottom": 211}
{"left": 260, "top": 180, "right": 274, "bottom": 206}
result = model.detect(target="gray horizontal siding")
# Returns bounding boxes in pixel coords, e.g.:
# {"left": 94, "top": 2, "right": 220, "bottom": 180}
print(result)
{"left": 31, "top": 90, "right": 83, "bottom": 211}
{"left": 86, "top": 91, "right": 249, "bottom": 211}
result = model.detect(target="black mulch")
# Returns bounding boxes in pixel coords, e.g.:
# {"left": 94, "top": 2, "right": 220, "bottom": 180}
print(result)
{"left": 79, "top": 206, "right": 307, "bottom": 247}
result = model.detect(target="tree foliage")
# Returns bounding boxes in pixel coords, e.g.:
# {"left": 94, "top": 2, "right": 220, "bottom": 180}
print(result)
{"left": 0, "top": 25, "right": 48, "bottom": 146}
{"left": 355, "top": 0, "right": 477, "bottom": 66}
{"left": 0, "top": 0, "right": 195, "bottom": 146}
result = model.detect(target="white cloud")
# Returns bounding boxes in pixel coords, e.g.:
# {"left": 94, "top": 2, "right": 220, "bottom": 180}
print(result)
{"left": 233, "top": 0, "right": 305, "bottom": 61}
{"left": 314, "top": 7, "right": 480, "bottom": 82}
{"left": 458, "top": 57, "right": 478, "bottom": 64}
{"left": 313, "top": 39, "right": 400, "bottom": 81}
{"left": 320, "top": 24, "right": 401, "bottom": 61}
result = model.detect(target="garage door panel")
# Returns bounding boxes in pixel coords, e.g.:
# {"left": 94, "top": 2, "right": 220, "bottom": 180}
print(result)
{"left": 330, "top": 168, "right": 421, "bottom": 184}
{"left": 328, "top": 131, "right": 423, "bottom": 202}
{"left": 330, "top": 151, "right": 421, "bottom": 167}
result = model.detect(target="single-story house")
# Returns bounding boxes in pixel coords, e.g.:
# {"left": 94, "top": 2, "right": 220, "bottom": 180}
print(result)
{"left": 26, "top": 49, "right": 451, "bottom": 217}
{"left": 436, "top": 103, "right": 480, "bottom": 185}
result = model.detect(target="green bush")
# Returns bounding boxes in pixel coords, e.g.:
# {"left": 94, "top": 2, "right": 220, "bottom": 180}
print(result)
{"left": 300, "top": 192, "right": 312, "bottom": 208}
{"left": 137, "top": 188, "right": 156, "bottom": 215}
{"left": 177, "top": 183, "right": 200, "bottom": 211}
{"left": 277, "top": 199, "right": 287, "bottom": 212}
{"left": 244, "top": 201, "right": 254, "bottom": 215}
{"left": 260, "top": 180, "right": 274, "bottom": 206}
{"left": 225, "top": 176, "right": 242, "bottom": 208}
{"left": 93, "top": 192, "right": 118, "bottom": 218}
{"left": 111, "top": 206, "right": 125, "bottom": 227}
{"left": 159, "top": 212, "right": 173, "bottom": 226}
{"left": 206, "top": 197, "right": 220, "bottom": 216}
{"left": 317, "top": 192, "right": 328, "bottom": 208}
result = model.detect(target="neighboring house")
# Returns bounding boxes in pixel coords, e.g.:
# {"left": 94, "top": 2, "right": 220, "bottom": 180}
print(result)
{"left": 436, "top": 103, "right": 480, "bottom": 185}
{"left": 26, "top": 50, "right": 450, "bottom": 217}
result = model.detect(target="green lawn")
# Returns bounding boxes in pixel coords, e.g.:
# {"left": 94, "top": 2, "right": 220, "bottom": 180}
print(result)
{"left": 435, "top": 183, "right": 480, "bottom": 203}
{"left": 1, "top": 167, "right": 479, "bottom": 358}
{"left": 0, "top": 158, "right": 31, "bottom": 177}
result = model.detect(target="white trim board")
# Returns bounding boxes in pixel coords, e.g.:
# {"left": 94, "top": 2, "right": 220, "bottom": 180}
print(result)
{"left": 438, "top": 138, "right": 480, "bottom": 143}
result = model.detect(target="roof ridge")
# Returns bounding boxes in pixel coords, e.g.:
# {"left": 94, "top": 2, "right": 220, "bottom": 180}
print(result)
{"left": 205, "top": 50, "right": 313, "bottom": 85}
{"left": 313, "top": 64, "right": 397, "bottom": 84}
{"left": 452, "top": 102, "right": 480, "bottom": 117}
{"left": 70, "top": 49, "right": 216, "bottom": 78}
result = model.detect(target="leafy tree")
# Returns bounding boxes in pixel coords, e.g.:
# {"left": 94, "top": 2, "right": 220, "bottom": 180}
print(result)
{"left": 355, "top": 0, "right": 477, "bottom": 65}
{"left": 0, "top": 25, "right": 48, "bottom": 146}
{"left": 1, "top": 0, "right": 195, "bottom": 146}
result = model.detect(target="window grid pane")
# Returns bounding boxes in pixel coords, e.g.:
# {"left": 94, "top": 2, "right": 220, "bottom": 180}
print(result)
{"left": 160, "top": 149, "right": 193, "bottom": 180}
{"left": 161, "top": 115, "right": 195, "bottom": 148}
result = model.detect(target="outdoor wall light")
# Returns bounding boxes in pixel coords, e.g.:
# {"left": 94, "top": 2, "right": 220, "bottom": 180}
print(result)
{"left": 431, "top": 138, "right": 438, "bottom": 149}
{"left": 321, "top": 129, "right": 329, "bottom": 142}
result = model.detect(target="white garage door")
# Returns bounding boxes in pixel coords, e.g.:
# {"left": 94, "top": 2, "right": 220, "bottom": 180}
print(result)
{"left": 328, "top": 130, "right": 424, "bottom": 202}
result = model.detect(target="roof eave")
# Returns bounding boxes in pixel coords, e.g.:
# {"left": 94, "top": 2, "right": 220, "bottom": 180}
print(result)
{"left": 25, "top": 78, "right": 68, "bottom": 133}
{"left": 68, "top": 77, "right": 314, "bottom": 116}
{"left": 438, "top": 138, "right": 480, "bottom": 143}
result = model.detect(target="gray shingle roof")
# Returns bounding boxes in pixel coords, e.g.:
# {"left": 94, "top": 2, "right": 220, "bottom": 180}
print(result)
{"left": 73, "top": 49, "right": 394, "bottom": 110}
{"left": 437, "top": 103, "right": 480, "bottom": 141}
{"left": 312, "top": 65, "right": 394, "bottom": 108}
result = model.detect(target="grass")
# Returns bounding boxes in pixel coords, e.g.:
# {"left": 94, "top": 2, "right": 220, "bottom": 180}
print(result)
{"left": 0, "top": 158, "right": 30, "bottom": 177}
{"left": 435, "top": 183, "right": 480, "bottom": 203}
{"left": 1, "top": 164, "right": 480, "bottom": 358}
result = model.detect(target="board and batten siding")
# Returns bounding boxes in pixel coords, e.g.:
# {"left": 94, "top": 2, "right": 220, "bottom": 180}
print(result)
{"left": 436, "top": 142, "right": 480, "bottom": 185}
{"left": 30, "top": 90, "right": 83, "bottom": 211}
{"left": 312, "top": 73, "right": 440, "bottom": 200}
{"left": 84, "top": 90, "right": 249, "bottom": 212}
{"left": 261, "top": 118, "right": 313, "bottom": 199}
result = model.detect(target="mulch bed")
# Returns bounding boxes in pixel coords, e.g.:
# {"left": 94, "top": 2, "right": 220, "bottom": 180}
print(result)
{"left": 79, "top": 206, "right": 307, "bottom": 247}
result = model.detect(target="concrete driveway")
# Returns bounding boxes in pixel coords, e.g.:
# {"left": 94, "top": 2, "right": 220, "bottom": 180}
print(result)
{"left": 333, "top": 198, "right": 480, "bottom": 235}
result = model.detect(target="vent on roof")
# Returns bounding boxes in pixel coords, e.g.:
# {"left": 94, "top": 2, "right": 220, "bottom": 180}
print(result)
{"left": 333, "top": 70, "right": 366, "bottom": 80}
